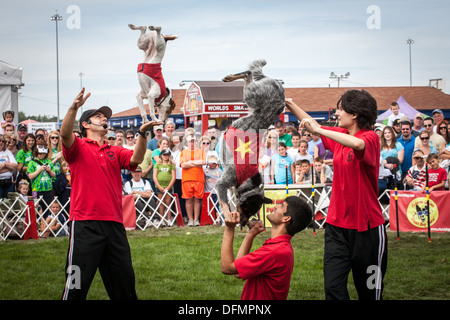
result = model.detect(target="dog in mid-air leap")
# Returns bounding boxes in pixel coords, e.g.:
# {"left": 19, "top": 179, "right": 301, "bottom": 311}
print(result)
{"left": 216, "top": 60, "right": 285, "bottom": 227}
{"left": 129, "top": 24, "right": 177, "bottom": 123}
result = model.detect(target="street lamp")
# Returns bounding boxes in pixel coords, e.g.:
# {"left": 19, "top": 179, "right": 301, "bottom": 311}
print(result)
{"left": 51, "top": 12, "right": 62, "bottom": 128}
{"left": 329, "top": 72, "right": 350, "bottom": 87}
{"left": 406, "top": 38, "right": 414, "bottom": 87}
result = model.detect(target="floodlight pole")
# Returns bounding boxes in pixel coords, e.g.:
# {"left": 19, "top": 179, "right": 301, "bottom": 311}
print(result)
{"left": 329, "top": 72, "right": 350, "bottom": 87}
{"left": 406, "top": 38, "right": 414, "bottom": 87}
{"left": 51, "top": 12, "right": 63, "bottom": 128}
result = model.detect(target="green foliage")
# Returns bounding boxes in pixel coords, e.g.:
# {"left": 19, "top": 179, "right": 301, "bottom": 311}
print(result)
{"left": 0, "top": 227, "right": 448, "bottom": 300}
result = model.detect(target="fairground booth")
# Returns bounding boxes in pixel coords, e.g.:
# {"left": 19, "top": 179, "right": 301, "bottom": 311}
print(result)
{"left": 182, "top": 81, "right": 291, "bottom": 134}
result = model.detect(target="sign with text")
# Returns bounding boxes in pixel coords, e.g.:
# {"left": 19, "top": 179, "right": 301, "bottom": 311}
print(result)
{"left": 389, "top": 191, "right": 450, "bottom": 232}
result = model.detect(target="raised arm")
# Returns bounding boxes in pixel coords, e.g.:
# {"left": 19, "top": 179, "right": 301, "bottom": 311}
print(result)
{"left": 130, "top": 120, "right": 164, "bottom": 167}
{"left": 60, "top": 88, "right": 91, "bottom": 149}
{"left": 286, "top": 99, "right": 365, "bottom": 151}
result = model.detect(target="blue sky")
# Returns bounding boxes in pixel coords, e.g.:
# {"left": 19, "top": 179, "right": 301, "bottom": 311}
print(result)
{"left": 2, "top": 0, "right": 450, "bottom": 117}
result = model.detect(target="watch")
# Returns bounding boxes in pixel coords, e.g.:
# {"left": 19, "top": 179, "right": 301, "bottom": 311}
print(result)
{"left": 137, "top": 130, "right": 149, "bottom": 138}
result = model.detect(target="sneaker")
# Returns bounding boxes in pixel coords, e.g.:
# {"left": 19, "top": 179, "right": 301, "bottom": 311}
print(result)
{"left": 187, "top": 219, "right": 194, "bottom": 227}
{"left": 194, "top": 219, "right": 200, "bottom": 227}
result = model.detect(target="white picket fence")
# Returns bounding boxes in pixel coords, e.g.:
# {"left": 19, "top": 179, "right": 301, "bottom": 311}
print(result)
{"left": 0, "top": 186, "right": 393, "bottom": 241}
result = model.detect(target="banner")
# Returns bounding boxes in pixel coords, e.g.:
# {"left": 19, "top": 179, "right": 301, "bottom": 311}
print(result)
{"left": 389, "top": 191, "right": 450, "bottom": 232}
{"left": 122, "top": 195, "right": 136, "bottom": 231}
{"left": 259, "top": 189, "right": 298, "bottom": 228}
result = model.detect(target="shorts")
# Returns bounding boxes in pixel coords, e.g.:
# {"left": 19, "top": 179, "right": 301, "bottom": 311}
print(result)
{"left": 182, "top": 181, "right": 204, "bottom": 199}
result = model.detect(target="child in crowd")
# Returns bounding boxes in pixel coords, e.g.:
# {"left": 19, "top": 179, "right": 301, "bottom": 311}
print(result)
{"left": 295, "top": 159, "right": 311, "bottom": 184}
{"left": 421, "top": 153, "right": 447, "bottom": 192}
{"left": 26, "top": 139, "right": 55, "bottom": 218}
{"left": 17, "top": 179, "right": 30, "bottom": 204}
{"left": 293, "top": 160, "right": 303, "bottom": 184}
{"left": 204, "top": 155, "right": 223, "bottom": 224}
{"left": 404, "top": 150, "right": 427, "bottom": 190}
{"left": 296, "top": 140, "right": 314, "bottom": 163}
{"left": 313, "top": 157, "right": 333, "bottom": 184}
{"left": 153, "top": 148, "right": 176, "bottom": 225}
{"left": 271, "top": 143, "right": 294, "bottom": 184}
{"left": 387, "top": 102, "right": 405, "bottom": 127}
{"left": 54, "top": 161, "right": 71, "bottom": 218}
{"left": 1, "top": 110, "right": 15, "bottom": 134}
{"left": 287, "top": 132, "right": 301, "bottom": 160}
{"left": 41, "top": 202, "right": 67, "bottom": 238}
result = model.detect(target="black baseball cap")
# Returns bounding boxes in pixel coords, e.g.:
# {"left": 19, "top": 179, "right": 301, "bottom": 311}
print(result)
{"left": 17, "top": 123, "right": 28, "bottom": 131}
{"left": 79, "top": 106, "right": 112, "bottom": 136}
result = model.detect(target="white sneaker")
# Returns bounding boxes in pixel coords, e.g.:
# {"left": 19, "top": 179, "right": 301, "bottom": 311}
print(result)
{"left": 194, "top": 219, "right": 200, "bottom": 227}
{"left": 187, "top": 219, "right": 194, "bottom": 227}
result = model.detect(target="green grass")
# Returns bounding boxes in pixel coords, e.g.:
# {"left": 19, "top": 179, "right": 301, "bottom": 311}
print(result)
{"left": 0, "top": 226, "right": 449, "bottom": 300}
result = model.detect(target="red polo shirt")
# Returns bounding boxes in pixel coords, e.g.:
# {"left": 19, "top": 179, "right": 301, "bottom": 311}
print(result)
{"left": 62, "top": 135, "right": 136, "bottom": 223}
{"left": 320, "top": 126, "right": 385, "bottom": 231}
{"left": 234, "top": 234, "right": 294, "bottom": 300}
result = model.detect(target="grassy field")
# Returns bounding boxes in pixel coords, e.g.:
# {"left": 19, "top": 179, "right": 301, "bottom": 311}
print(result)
{"left": 0, "top": 226, "right": 449, "bottom": 300}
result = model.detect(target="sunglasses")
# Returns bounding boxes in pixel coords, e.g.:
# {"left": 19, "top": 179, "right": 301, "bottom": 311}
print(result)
{"left": 50, "top": 136, "right": 59, "bottom": 140}
{"left": 108, "top": 137, "right": 116, "bottom": 140}
{"left": 420, "top": 137, "right": 430, "bottom": 140}
{"left": 413, "top": 156, "right": 423, "bottom": 160}
{"left": 424, "top": 124, "right": 433, "bottom": 128}
{"left": 126, "top": 136, "right": 134, "bottom": 140}
{"left": 439, "top": 126, "right": 447, "bottom": 130}
{"left": 202, "top": 142, "right": 210, "bottom": 145}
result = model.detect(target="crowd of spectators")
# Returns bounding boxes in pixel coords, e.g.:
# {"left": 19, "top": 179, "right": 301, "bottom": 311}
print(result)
{"left": 2, "top": 107, "right": 449, "bottom": 235}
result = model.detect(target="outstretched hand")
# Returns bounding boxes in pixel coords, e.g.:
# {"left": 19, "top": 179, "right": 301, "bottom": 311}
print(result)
{"left": 71, "top": 88, "right": 91, "bottom": 112}
{"left": 139, "top": 120, "right": 164, "bottom": 133}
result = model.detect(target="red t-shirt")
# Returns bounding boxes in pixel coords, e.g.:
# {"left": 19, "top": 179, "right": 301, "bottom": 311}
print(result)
{"left": 234, "top": 235, "right": 294, "bottom": 300}
{"left": 321, "top": 127, "right": 385, "bottom": 231}
{"left": 427, "top": 167, "right": 447, "bottom": 190}
{"left": 62, "top": 136, "right": 136, "bottom": 223}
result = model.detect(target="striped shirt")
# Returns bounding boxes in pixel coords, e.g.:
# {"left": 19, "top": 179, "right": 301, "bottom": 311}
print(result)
{"left": 406, "top": 165, "right": 426, "bottom": 189}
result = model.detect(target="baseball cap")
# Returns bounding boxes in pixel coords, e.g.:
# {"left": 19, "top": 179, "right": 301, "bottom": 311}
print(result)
{"left": 132, "top": 166, "right": 142, "bottom": 172}
{"left": 432, "top": 109, "right": 443, "bottom": 115}
{"left": 161, "top": 149, "right": 171, "bottom": 156}
{"left": 17, "top": 123, "right": 27, "bottom": 132}
{"left": 414, "top": 113, "right": 424, "bottom": 119}
{"left": 399, "top": 116, "right": 411, "bottom": 124}
{"left": 393, "top": 119, "right": 401, "bottom": 126}
{"left": 154, "top": 125, "right": 163, "bottom": 131}
{"left": 106, "top": 132, "right": 116, "bottom": 139}
{"left": 79, "top": 106, "right": 112, "bottom": 135}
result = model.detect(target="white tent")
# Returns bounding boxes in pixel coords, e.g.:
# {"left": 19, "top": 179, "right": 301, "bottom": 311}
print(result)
{"left": 376, "top": 96, "right": 425, "bottom": 124}
{"left": 0, "top": 60, "right": 24, "bottom": 126}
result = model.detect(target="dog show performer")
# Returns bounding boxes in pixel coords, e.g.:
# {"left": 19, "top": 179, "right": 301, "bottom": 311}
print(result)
{"left": 60, "top": 88, "right": 161, "bottom": 300}
{"left": 221, "top": 197, "right": 312, "bottom": 300}
{"left": 286, "top": 90, "right": 388, "bottom": 300}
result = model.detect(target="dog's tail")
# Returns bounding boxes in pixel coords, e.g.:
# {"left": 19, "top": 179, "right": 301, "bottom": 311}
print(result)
{"left": 248, "top": 59, "right": 267, "bottom": 81}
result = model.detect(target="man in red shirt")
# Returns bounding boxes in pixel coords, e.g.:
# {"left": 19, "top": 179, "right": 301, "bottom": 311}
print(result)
{"left": 286, "top": 90, "right": 388, "bottom": 300}
{"left": 221, "top": 196, "right": 312, "bottom": 300}
{"left": 60, "top": 88, "right": 160, "bottom": 300}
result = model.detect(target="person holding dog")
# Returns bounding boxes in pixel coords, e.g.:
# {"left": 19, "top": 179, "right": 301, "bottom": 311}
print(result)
{"left": 286, "top": 90, "right": 388, "bottom": 300}
{"left": 60, "top": 88, "right": 161, "bottom": 300}
{"left": 221, "top": 196, "right": 312, "bottom": 300}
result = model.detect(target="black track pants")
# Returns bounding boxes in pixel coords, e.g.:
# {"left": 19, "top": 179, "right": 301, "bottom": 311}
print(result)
{"left": 62, "top": 220, "right": 137, "bottom": 300}
{"left": 323, "top": 223, "right": 388, "bottom": 300}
